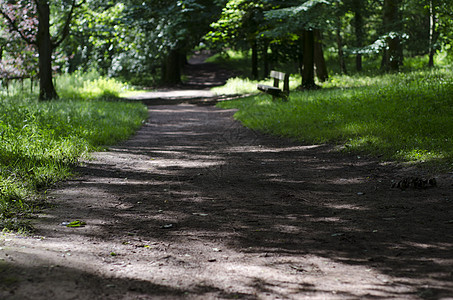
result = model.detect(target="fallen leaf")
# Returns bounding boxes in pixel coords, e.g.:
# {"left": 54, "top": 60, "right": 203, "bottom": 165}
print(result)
{"left": 62, "top": 220, "right": 86, "bottom": 227}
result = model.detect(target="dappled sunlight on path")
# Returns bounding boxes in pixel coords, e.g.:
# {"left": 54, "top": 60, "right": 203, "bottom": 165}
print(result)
{"left": 1, "top": 104, "right": 453, "bottom": 299}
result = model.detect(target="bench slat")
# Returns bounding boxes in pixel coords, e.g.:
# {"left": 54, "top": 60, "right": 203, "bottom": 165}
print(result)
{"left": 257, "top": 84, "right": 281, "bottom": 92}
{"left": 270, "top": 70, "right": 286, "bottom": 81}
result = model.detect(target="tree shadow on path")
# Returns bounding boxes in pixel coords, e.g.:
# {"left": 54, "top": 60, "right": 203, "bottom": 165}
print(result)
{"left": 2, "top": 103, "right": 452, "bottom": 299}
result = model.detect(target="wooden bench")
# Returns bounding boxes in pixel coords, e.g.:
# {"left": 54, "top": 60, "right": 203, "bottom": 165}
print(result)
{"left": 257, "top": 70, "right": 290, "bottom": 100}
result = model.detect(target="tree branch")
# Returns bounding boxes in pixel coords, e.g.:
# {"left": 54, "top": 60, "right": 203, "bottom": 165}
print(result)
{"left": 52, "top": 0, "right": 86, "bottom": 48}
{"left": 0, "top": 8, "right": 36, "bottom": 45}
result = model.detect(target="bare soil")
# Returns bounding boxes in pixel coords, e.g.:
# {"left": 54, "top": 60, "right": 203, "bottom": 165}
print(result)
{"left": 1, "top": 57, "right": 453, "bottom": 300}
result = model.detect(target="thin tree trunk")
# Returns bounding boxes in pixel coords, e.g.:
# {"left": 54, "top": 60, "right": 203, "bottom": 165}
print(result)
{"left": 382, "top": 0, "right": 402, "bottom": 71}
{"left": 356, "top": 52, "right": 363, "bottom": 72}
{"left": 37, "top": 0, "right": 58, "bottom": 100}
{"left": 180, "top": 51, "right": 188, "bottom": 67}
{"left": 428, "top": 0, "right": 436, "bottom": 68}
{"left": 251, "top": 40, "right": 258, "bottom": 80}
{"left": 353, "top": 0, "right": 363, "bottom": 72}
{"left": 302, "top": 30, "right": 316, "bottom": 89}
{"left": 297, "top": 44, "right": 303, "bottom": 77}
{"left": 314, "top": 29, "right": 328, "bottom": 81}
{"left": 262, "top": 40, "right": 269, "bottom": 79}
{"left": 335, "top": 27, "right": 347, "bottom": 75}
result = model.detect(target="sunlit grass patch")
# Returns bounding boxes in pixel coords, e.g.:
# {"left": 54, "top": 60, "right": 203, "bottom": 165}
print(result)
{"left": 218, "top": 68, "right": 453, "bottom": 169}
{"left": 57, "top": 70, "right": 131, "bottom": 100}
{"left": 395, "top": 149, "right": 445, "bottom": 162}
{"left": 212, "top": 77, "right": 261, "bottom": 95}
{"left": 212, "top": 74, "right": 301, "bottom": 95}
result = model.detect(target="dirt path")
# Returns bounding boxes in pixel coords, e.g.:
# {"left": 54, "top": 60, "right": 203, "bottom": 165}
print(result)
{"left": 1, "top": 102, "right": 453, "bottom": 299}
{"left": 1, "top": 56, "right": 453, "bottom": 299}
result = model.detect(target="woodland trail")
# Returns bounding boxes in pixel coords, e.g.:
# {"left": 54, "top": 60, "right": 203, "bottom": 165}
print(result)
{"left": 1, "top": 55, "right": 453, "bottom": 299}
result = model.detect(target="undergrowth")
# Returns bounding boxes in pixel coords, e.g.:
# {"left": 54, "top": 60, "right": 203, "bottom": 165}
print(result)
{"left": 0, "top": 73, "right": 148, "bottom": 231}
{"left": 218, "top": 68, "right": 453, "bottom": 171}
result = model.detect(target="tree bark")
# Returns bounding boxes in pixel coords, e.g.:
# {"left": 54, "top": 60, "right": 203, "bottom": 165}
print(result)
{"left": 428, "top": 0, "right": 436, "bottom": 68}
{"left": 251, "top": 39, "right": 258, "bottom": 80}
{"left": 297, "top": 45, "right": 303, "bottom": 79}
{"left": 335, "top": 27, "right": 347, "bottom": 75}
{"left": 314, "top": 29, "right": 328, "bottom": 81}
{"left": 352, "top": 0, "right": 363, "bottom": 72}
{"left": 37, "top": 0, "right": 58, "bottom": 100}
{"left": 382, "top": 0, "right": 402, "bottom": 71}
{"left": 162, "top": 49, "right": 182, "bottom": 85}
{"left": 262, "top": 40, "right": 269, "bottom": 79}
{"left": 301, "top": 30, "right": 316, "bottom": 89}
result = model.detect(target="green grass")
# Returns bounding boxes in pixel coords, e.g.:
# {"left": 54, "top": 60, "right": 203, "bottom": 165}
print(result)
{"left": 212, "top": 74, "right": 301, "bottom": 95}
{"left": 57, "top": 70, "right": 132, "bottom": 100}
{"left": 0, "top": 73, "right": 148, "bottom": 231}
{"left": 218, "top": 68, "right": 453, "bottom": 170}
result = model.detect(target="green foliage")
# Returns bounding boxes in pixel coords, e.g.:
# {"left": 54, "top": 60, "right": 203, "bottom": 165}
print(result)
{"left": 57, "top": 70, "right": 130, "bottom": 100}
{"left": 0, "top": 73, "right": 148, "bottom": 231}
{"left": 62, "top": 0, "right": 226, "bottom": 84}
{"left": 207, "top": 0, "right": 266, "bottom": 47}
{"left": 218, "top": 68, "right": 453, "bottom": 169}
{"left": 264, "top": 0, "right": 331, "bottom": 32}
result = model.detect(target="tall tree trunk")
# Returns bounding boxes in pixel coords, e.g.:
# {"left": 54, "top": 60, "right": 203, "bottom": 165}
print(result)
{"left": 162, "top": 49, "right": 182, "bottom": 85}
{"left": 382, "top": 0, "right": 402, "bottom": 71}
{"left": 314, "top": 30, "right": 328, "bottom": 81}
{"left": 251, "top": 40, "right": 258, "bottom": 80}
{"left": 262, "top": 40, "right": 269, "bottom": 79}
{"left": 301, "top": 30, "right": 316, "bottom": 89}
{"left": 353, "top": 0, "right": 363, "bottom": 72}
{"left": 37, "top": 0, "right": 58, "bottom": 100}
{"left": 428, "top": 0, "right": 436, "bottom": 68}
{"left": 335, "top": 27, "right": 347, "bottom": 75}
{"left": 297, "top": 44, "right": 303, "bottom": 77}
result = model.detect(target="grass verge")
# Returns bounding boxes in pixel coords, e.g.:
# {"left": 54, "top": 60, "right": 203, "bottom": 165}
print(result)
{"left": 217, "top": 68, "right": 453, "bottom": 171}
{"left": 0, "top": 74, "right": 148, "bottom": 231}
